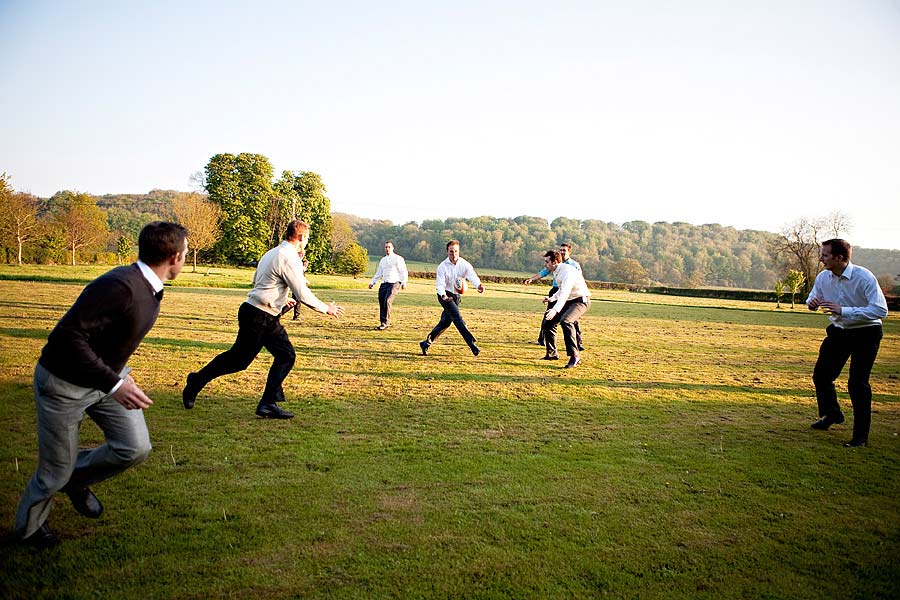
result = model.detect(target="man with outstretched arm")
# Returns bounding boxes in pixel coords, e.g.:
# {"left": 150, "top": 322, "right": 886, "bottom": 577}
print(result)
{"left": 419, "top": 239, "right": 484, "bottom": 356}
{"left": 182, "top": 220, "right": 345, "bottom": 419}
{"left": 540, "top": 249, "right": 591, "bottom": 368}
{"left": 806, "top": 238, "right": 888, "bottom": 447}
{"left": 368, "top": 241, "right": 408, "bottom": 330}
{"left": 16, "top": 221, "right": 189, "bottom": 549}
{"left": 525, "top": 242, "right": 584, "bottom": 350}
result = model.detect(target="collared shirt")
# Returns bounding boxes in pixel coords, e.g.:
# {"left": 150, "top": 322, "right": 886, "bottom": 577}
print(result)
{"left": 247, "top": 241, "right": 329, "bottom": 316}
{"left": 371, "top": 253, "right": 408, "bottom": 286}
{"left": 539, "top": 258, "right": 581, "bottom": 288}
{"left": 548, "top": 263, "right": 591, "bottom": 308}
{"left": 806, "top": 262, "right": 888, "bottom": 329}
{"left": 435, "top": 256, "right": 482, "bottom": 296}
{"left": 136, "top": 260, "right": 164, "bottom": 293}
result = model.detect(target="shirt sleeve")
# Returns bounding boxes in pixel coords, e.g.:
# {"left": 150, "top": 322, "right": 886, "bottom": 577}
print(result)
{"left": 284, "top": 255, "right": 329, "bottom": 313}
{"left": 370, "top": 257, "right": 384, "bottom": 286}
{"left": 464, "top": 261, "right": 482, "bottom": 289}
{"left": 435, "top": 262, "right": 448, "bottom": 295}
{"left": 837, "top": 276, "right": 889, "bottom": 325}
{"left": 398, "top": 257, "right": 408, "bottom": 286}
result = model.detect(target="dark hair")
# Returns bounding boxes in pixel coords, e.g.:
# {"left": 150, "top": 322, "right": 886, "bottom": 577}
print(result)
{"left": 559, "top": 243, "right": 572, "bottom": 251}
{"left": 822, "top": 238, "right": 852, "bottom": 261}
{"left": 446, "top": 239, "right": 460, "bottom": 250}
{"left": 138, "top": 222, "right": 188, "bottom": 265}
{"left": 284, "top": 219, "right": 310, "bottom": 241}
{"left": 544, "top": 250, "right": 562, "bottom": 263}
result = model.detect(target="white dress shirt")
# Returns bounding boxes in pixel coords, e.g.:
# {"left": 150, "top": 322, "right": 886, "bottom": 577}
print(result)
{"left": 806, "top": 262, "right": 888, "bottom": 329}
{"left": 247, "top": 241, "right": 329, "bottom": 316}
{"left": 547, "top": 263, "right": 590, "bottom": 317}
{"left": 371, "top": 253, "right": 408, "bottom": 286}
{"left": 435, "top": 257, "right": 481, "bottom": 296}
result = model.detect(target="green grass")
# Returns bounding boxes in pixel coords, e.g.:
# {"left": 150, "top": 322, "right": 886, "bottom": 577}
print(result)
{"left": 1, "top": 267, "right": 899, "bottom": 599}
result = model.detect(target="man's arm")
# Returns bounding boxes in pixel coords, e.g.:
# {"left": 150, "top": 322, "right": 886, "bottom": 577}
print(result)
{"left": 398, "top": 256, "right": 409, "bottom": 288}
{"left": 369, "top": 257, "right": 385, "bottom": 289}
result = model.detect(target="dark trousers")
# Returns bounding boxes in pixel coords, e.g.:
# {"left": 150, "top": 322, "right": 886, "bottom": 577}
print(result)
{"left": 425, "top": 293, "right": 477, "bottom": 349}
{"left": 543, "top": 298, "right": 590, "bottom": 358}
{"left": 813, "top": 324, "right": 883, "bottom": 442}
{"left": 538, "top": 286, "right": 583, "bottom": 347}
{"left": 194, "top": 302, "right": 296, "bottom": 406}
{"left": 378, "top": 282, "right": 401, "bottom": 325}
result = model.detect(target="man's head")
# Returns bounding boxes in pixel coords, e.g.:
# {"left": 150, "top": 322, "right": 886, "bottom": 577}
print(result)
{"left": 544, "top": 249, "right": 562, "bottom": 272}
{"left": 559, "top": 243, "right": 572, "bottom": 260}
{"left": 138, "top": 222, "right": 188, "bottom": 276}
{"left": 446, "top": 239, "right": 460, "bottom": 263}
{"left": 285, "top": 220, "right": 311, "bottom": 249}
{"left": 384, "top": 241, "right": 394, "bottom": 256}
{"left": 820, "top": 239, "right": 851, "bottom": 273}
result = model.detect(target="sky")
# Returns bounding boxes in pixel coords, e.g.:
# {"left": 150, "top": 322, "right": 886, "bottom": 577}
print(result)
{"left": 2, "top": 0, "right": 899, "bottom": 249}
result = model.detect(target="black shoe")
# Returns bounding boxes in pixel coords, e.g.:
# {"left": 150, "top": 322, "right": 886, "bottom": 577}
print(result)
{"left": 541, "top": 355, "right": 559, "bottom": 360}
{"left": 577, "top": 344, "right": 585, "bottom": 351}
{"left": 183, "top": 372, "right": 201, "bottom": 410}
{"left": 63, "top": 484, "right": 103, "bottom": 518}
{"left": 843, "top": 439, "right": 868, "bottom": 448}
{"left": 564, "top": 356, "right": 581, "bottom": 369}
{"left": 21, "top": 522, "right": 58, "bottom": 550}
{"left": 811, "top": 414, "right": 845, "bottom": 430}
{"left": 536, "top": 339, "right": 544, "bottom": 346}
{"left": 470, "top": 344, "right": 480, "bottom": 357}
{"left": 419, "top": 340, "right": 429, "bottom": 356}
{"left": 255, "top": 404, "right": 294, "bottom": 419}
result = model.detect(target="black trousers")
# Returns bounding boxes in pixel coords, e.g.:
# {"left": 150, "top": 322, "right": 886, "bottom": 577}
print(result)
{"left": 813, "top": 324, "right": 883, "bottom": 442}
{"left": 378, "top": 282, "right": 401, "bottom": 325}
{"left": 538, "top": 285, "right": 582, "bottom": 347}
{"left": 426, "top": 293, "right": 477, "bottom": 349}
{"left": 542, "top": 298, "right": 590, "bottom": 358}
{"left": 194, "top": 302, "right": 296, "bottom": 406}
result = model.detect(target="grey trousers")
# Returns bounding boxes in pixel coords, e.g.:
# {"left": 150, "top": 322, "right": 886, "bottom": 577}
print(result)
{"left": 15, "top": 363, "right": 152, "bottom": 539}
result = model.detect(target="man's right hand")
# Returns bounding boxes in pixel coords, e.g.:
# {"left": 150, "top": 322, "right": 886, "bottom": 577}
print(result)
{"left": 327, "top": 302, "right": 346, "bottom": 318}
{"left": 112, "top": 377, "right": 153, "bottom": 410}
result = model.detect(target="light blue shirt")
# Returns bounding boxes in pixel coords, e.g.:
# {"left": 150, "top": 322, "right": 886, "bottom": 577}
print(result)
{"left": 806, "top": 262, "right": 888, "bottom": 329}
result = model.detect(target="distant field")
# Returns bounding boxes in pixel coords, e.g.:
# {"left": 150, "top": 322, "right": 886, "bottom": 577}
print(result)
{"left": 1, "top": 269, "right": 898, "bottom": 599}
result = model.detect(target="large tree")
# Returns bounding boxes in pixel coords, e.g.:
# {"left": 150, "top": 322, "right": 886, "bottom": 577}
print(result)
{"left": 205, "top": 153, "right": 274, "bottom": 264}
{"left": 0, "top": 175, "right": 41, "bottom": 264}
{"left": 49, "top": 191, "right": 109, "bottom": 265}
{"left": 769, "top": 213, "right": 850, "bottom": 295}
{"left": 275, "top": 170, "right": 333, "bottom": 272}
{"left": 173, "top": 192, "right": 223, "bottom": 272}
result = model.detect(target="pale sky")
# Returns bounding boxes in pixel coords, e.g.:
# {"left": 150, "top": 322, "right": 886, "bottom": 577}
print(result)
{"left": 2, "top": 0, "right": 899, "bottom": 249}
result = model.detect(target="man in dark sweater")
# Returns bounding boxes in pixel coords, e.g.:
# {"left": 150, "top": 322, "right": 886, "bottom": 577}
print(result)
{"left": 15, "top": 221, "right": 188, "bottom": 549}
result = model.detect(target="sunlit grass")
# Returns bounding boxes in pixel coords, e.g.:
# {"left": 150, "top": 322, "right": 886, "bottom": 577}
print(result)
{"left": 1, "top": 274, "right": 898, "bottom": 599}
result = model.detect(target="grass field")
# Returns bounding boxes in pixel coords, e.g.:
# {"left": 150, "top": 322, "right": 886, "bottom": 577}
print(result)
{"left": 1, "top": 266, "right": 898, "bottom": 599}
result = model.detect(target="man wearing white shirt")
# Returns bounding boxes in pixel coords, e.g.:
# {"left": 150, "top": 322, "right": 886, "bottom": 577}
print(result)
{"left": 540, "top": 250, "right": 591, "bottom": 368}
{"left": 183, "top": 220, "right": 345, "bottom": 419}
{"left": 525, "top": 242, "right": 584, "bottom": 350}
{"left": 368, "top": 241, "right": 408, "bottom": 330}
{"left": 806, "top": 239, "right": 888, "bottom": 447}
{"left": 420, "top": 239, "right": 485, "bottom": 356}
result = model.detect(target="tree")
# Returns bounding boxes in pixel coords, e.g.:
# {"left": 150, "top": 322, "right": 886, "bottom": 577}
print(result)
{"left": 205, "top": 153, "right": 274, "bottom": 265}
{"left": 49, "top": 191, "right": 109, "bottom": 266}
{"left": 173, "top": 192, "right": 224, "bottom": 272}
{"left": 330, "top": 213, "right": 357, "bottom": 259}
{"left": 334, "top": 242, "right": 368, "bottom": 277}
{"left": 610, "top": 258, "right": 650, "bottom": 285}
{"left": 784, "top": 269, "right": 805, "bottom": 309}
{"left": 115, "top": 235, "right": 133, "bottom": 264}
{"left": 770, "top": 213, "right": 849, "bottom": 296}
{"left": 276, "top": 171, "right": 333, "bottom": 272}
{"left": 0, "top": 175, "right": 41, "bottom": 265}
{"left": 774, "top": 280, "right": 784, "bottom": 309}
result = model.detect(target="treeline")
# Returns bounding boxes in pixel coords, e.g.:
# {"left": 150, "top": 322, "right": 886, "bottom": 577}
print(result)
{"left": 345, "top": 214, "right": 789, "bottom": 289}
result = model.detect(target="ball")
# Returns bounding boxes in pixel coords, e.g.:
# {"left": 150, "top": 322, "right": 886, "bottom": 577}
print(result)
{"left": 454, "top": 277, "right": 467, "bottom": 294}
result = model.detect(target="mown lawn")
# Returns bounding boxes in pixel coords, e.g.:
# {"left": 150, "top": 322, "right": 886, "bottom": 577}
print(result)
{"left": 1, "top": 269, "right": 898, "bottom": 599}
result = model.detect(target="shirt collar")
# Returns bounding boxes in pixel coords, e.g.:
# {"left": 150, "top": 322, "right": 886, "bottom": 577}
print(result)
{"left": 136, "top": 261, "right": 164, "bottom": 293}
{"left": 831, "top": 262, "right": 855, "bottom": 280}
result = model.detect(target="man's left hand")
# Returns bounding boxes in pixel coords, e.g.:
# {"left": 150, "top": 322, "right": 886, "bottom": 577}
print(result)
{"left": 819, "top": 300, "right": 842, "bottom": 315}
